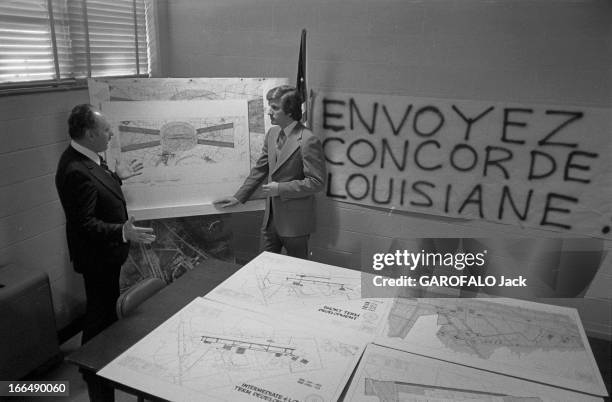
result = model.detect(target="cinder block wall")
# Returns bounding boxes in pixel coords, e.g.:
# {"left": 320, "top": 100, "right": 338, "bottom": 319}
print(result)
{"left": 0, "top": 89, "right": 89, "bottom": 330}
{"left": 164, "top": 0, "right": 612, "bottom": 338}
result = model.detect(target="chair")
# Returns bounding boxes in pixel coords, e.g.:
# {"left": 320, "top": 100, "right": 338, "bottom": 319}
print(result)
{"left": 116, "top": 277, "right": 166, "bottom": 319}
{"left": 0, "top": 264, "right": 60, "bottom": 379}
{"left": 115, "top": 277, "right": 166, "bottom": 401}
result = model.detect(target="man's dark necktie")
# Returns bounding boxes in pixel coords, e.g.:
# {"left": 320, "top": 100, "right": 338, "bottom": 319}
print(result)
{"left": 99, "top": 157, "right": 111, "bottom": 174}
{"left": 276, "top": 129, "right": 286, "bottom": 150}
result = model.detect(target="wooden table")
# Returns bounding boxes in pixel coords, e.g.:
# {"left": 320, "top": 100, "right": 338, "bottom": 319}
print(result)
{"left": 66, "top": 258, "right": 241, "bottom": 400}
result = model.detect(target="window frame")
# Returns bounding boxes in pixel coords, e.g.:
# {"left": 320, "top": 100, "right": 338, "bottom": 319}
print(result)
{"left": 0, "top": 0, "right": 154, "bottom": 96}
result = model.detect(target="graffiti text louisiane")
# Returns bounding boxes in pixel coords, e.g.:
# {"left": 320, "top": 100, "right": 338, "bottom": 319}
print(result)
{"left": 319, "top": 95, "right": 602, "bottom": 232}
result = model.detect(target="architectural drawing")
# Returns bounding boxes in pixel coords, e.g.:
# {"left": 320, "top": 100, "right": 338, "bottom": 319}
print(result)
{"left": 88, "top": 77, "right": 289, "bottom": 169}
{"left": 101, "top": 100, "right": 250, "bottom": 218}
{"left": 205, "top": 252, "right": 393, "bottom": 341}
{"left": 375, "top": 298, "right": 608, "bottom": 396}
{"left": 98, "top": 298, "right": 363, "bottom": 402}
{"left": 114, "top": 117, "right": 238, "bottom": 172}
{"left": 344, "top": 344, "right": 601, "bottom": 402}
{"left": 206, "top": 252, "right": 362, "bottom": 305}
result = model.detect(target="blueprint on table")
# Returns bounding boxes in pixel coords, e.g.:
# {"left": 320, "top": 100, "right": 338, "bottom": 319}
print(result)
{"left": 345, "top": 343, "right": 602, "bottom": 401}
{"left": 374, "top": 297, "right": 608, "bottom": 396}
{"left": 98, "top": 298, "right": 364, "bottom": 402}
{"left": 204, "top": 251, "right": 393, "bottom": 341}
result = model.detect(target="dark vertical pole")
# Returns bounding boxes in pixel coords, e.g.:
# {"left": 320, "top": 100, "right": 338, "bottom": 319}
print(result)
{"left": 46, "top": 0, "right": 61, "bottom": 81}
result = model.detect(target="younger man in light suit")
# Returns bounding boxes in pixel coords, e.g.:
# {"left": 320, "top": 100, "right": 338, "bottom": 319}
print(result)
{"left": 216, "top": 85, "right": 326, "bottom": 259}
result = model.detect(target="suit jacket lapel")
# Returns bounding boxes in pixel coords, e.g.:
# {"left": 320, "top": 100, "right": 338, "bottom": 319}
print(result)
{"left": 272, "top": 123, "right": 302, "bottom": 174}
{"left": 79, "top": 155, "right": 125, "bottom": 202}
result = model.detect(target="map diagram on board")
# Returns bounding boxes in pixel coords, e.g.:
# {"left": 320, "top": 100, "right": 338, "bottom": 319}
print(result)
{"left": 205, "top": 252, "right": 393, "bottom": 340}
{"left": 114, "top": 117, "right": 240, "bottom": 181}
{"left": 344, "top": 343, "right": 602, "bottom": 402}
{"left": 101, "top": 100, "right": 250, "bottom": 216}
{"left": 88, "top": 77, "right": 289, "bottom": 169}
{"left": 375, "top": 298, "right": 608, "bottom": 396}
{"left": 98, "top": 298, "right": 363, "bottom": 402}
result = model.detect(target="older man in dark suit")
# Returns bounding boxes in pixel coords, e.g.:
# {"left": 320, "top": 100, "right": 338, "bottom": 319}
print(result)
{"left": 56, "top": 104, "right": 156, "bottom": 401}
{"left": 56, "top": 104, "right": 156, "bottom": 344}
{"left": 215, "top": 85, "right": 326, "bottom": 259}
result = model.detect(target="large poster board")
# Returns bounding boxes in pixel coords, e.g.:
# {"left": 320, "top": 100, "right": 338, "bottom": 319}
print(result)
{"left": 89, "top": 77, "right": 289, "bottom": 219}
{"left": 312, "top": 91, "right": 612, "bottom": 238}
{"left": 102, "top": 100, "right": 250, "bottom": 218}
{"left": 89, "top": 77, "right": 288, "bottom": 169}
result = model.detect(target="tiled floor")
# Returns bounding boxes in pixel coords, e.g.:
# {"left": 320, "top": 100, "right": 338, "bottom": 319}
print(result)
{"left": 20, "top": 333, "right": 612, "bottom": 402}
{"left": 20, "top": 333, "right": 135, "bottom": 402}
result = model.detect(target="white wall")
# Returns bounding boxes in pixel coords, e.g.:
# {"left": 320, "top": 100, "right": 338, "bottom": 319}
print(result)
{"left": 164, "top": 0, "right": 612, "bottom": 338}
{"left": 0, "top": 89, "right": 90, "bottom": 330}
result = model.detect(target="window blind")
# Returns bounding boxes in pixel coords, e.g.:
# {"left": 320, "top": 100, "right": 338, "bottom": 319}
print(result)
{"left": 0, "top": 0, "right": 149, "bottom": 85}
{"left": 0, "top": 0, "right": 57, "bottom": 83}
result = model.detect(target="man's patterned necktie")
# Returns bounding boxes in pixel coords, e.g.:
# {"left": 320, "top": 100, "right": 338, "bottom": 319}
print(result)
{"left": 276, "top": 129, "right": 286, "bottom": 150}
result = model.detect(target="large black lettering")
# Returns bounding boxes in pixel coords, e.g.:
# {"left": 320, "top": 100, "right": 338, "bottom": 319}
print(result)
{"left": 326, "top": 173, "right": 347, "bottom": 199}
{"left": 564, "top": 150, "right": 598, "bottom": 184}
{"left": 345, "top": 173, "right": 370, "bottom": 201}
{"left": 372, "top": 175, "right": 393, "bottom": 205}
{"left": 322, "top": 137, "right": 345, "bottom": 165}
{"left": 538, "top": 110, "right": 582, "bottom": 148}
{"left": 528, "top": 150, "right": 557, "bottom": 180}
{"left": 400, "top": 179, "right": 407, "bottom": 206}
{"left": 347, "top": 139, "right": 377, "bottom": 168}
{"left": 484, "top": 146, "right": 513, "bottom": 179}
{"left": 452, "top": 105, "right": 494, "bottom": 141}
{"left": 350, "top": 98, "right": 378, "bottom": 134}
{"left": 498, "top": 185, "right": 532, "bottom": 221}
{"left": 502, "top": 108, "right": 532, "bottom": 145}
{"left": 382, "top": 104, "right": 412, "bottom": 136}
{"left": 444, "top": 184, "right": 452, "bottom": 213}
{"left": 540, "top": 193, "right": 577, "bottom": 230}
{"left": 458, "top": 184, "right": 484, "bottom": 218}
{"left": 381, "top": 139, "right": 409, "bottom": 171}
{"left": 323, "top": 98, "right": 345, "bottom": 132}
{"left": 414, "top": 140, "right": 442, "bottom": 171}
{"left": 450, "top": 143, "right": 478, "bottom": 172}
{"left": 411, "top": 181, "right": 434, "bottom": 207}
{"left": 413, "top": 106, "right": 444, "bottom": 137}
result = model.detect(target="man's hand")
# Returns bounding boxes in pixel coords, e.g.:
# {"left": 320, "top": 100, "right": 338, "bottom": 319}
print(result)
{"left": 213, "top": 196, "right": 240, "bottom": 208}
{"left": 116, "top": 158, "right": 144, "bottom": 180}
{"left": 262, "top": 182, "right": 279, "bottom": 197}
{"left": 123, "top": 216, "right": 156, "bottom": 243}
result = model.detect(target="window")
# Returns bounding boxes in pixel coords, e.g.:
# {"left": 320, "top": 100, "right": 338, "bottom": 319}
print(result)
{"left": 0, "top": 0, "right": 152, "bottom": 88}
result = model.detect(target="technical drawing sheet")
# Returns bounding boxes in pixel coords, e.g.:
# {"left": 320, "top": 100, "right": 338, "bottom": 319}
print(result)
{"left": 101, "top": 100, "right": 251, "bottom": 218}
{"left": 374, "top": 297, "right": 608, "bottom": 396}
{"left": 98, "top": 298, "right": 364, "bottom": 402}
{"left": 343, "top": 343, "right": 602, "bottom": 401}
{"left": 204, "top": 252, "right": 394, "bottom": 342}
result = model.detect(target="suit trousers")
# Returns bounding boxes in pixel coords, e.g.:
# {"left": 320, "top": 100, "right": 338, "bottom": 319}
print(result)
{"left": 261, "top": 205, "right": 309, "bottom": 259}
{"left": 81, "top": 264, "right": 121, "bottom": 345}
{"left": 80, "top": 265, "right": 121, "bottom": 402}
